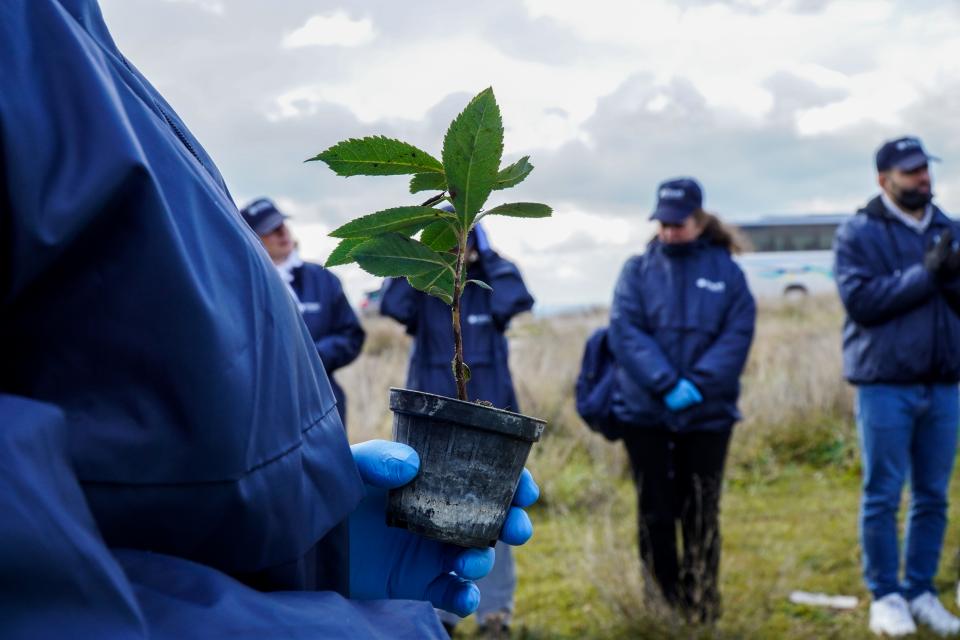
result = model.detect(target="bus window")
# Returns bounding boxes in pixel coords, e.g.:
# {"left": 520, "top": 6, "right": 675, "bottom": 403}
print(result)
{"left": 738, "top": 223, "right": 839, "bottom": 253}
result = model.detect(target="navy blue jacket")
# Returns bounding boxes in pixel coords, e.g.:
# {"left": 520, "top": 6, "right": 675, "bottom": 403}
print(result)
{"left": 834, "top": 195, "right": 960, "bottom": 384}
{"left": 609, "top": 238, "right": 756, "bottom": 431}
{"left": 380, "top": 251, "right": 533, "bottom": 410}
{"left": 0, "top": 2, "right": 442, "bottom": 637}
{"left": 292, "top": 263, "right": 365, "bottom": 425}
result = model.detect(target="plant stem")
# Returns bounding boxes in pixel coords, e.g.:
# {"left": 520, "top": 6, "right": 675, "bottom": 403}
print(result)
{"left": 451, "top": 229, "right": 468, "bottom": 401}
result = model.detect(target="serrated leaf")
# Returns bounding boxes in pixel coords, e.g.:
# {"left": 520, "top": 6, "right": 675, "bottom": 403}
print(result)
{"left": 351, "top": 233, "right": 452, "bottom": 278}
{"left": 408, "top": 252, "right": 456, "bottom": 304}
{"left": 420, "top": 220, "right": 460, "bottom": 252}
{"left": 480, "top": 202, "right": 552, "bottom": 219}
{"left": 493, "top": 156, "right": 533, "bottom": 191}
{"left": 325, "top": 238, "right": 365, "bottom": 268}
{"left": 466, "top": 278, "right": 493, "bottom": 291}
{"left": 409, "top": 172, "right": 448, "bottom": 194}
{"left": 330, "top": 206, "right": 456, "bottom": 239}
{"left": 308, "top": 136, "right": 443, "bottom": 177}
{"left": 442, "top": 88, "right": 503, "bottom": 230}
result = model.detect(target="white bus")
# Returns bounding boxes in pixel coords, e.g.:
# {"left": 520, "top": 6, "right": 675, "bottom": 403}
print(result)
{"left": 733, "top": 214, "right": 849, "bottom": 299}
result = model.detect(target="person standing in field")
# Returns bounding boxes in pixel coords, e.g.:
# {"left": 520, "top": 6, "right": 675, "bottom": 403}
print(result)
{"left": 608, "top": 177, "right": 756, "bottom": 624}
{"left": 834, "top": 136, "right": 960, "bottom": 637}
{"left": 380, "top": 222, "right": 534, "bottom": 637}
{"left": 240, "top": 198, "right": 365, "bottom": 429}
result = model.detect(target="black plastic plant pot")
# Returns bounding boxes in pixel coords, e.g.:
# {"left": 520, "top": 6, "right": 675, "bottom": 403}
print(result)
{"left": 385, "top": 387, "right": 546, "bottom": 549}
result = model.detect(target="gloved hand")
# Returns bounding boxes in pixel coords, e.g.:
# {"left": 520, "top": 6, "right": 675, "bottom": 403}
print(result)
{"left": 924, "top": 228, "right": 960, "bottom": 281}
{"left": 664, "top": 378, "right": 703, "bottom": 412}
{"left": 348, "top": 440, "right": 538, "bottom": 617}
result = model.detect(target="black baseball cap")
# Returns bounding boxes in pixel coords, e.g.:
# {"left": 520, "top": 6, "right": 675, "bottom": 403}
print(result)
{"left": 239, "top": 198, "right": 287, "bottom": 235}
{"left": 650, "top": 177, "right": 703, "bottom": 224}
{"left": 875, "top": 136, "right": 940, "bottom": 172}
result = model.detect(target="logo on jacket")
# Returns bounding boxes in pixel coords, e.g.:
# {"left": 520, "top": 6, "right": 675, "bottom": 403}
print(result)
{"left": 467, "top": 314, "right": 493, "bottom": 325}
{"left": 300, "top": 302, "right": 322, "bottom": 313}
{"left": 696, "top": 277, "right": 726, "bottom": 293}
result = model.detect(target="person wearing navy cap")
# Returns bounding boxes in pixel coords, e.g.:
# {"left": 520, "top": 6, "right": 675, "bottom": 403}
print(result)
{"left": 834, "top": 137, "right": 960, "bottom": 636}
{"left": 240, "top": 198, "right": 365, "bottom": 429}
{"left": 607, "top": 178, "right": 756, "bottom": 623}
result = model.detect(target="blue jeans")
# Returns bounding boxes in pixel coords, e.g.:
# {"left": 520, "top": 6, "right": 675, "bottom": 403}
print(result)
{"left": 857, "top": 384, "right": 959, "bottom": 599}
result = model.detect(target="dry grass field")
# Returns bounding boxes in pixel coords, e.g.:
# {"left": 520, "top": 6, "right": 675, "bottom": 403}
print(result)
{"left": 339, "top": 297, "right": 960, "bottom": 639}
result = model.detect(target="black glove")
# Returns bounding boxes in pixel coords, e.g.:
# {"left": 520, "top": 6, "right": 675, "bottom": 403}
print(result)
{"left": 924, "top": 229, "right": 960, "bottom": 281}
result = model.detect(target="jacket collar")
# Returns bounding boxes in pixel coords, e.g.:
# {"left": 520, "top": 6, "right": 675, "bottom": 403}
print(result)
{"left": 860, "top": 194, "right": 951, "bottom": 229}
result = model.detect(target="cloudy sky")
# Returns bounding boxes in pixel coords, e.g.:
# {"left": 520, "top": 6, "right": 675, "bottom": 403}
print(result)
{"left": 98, "top": 0, "right": 960, "bottom": 309}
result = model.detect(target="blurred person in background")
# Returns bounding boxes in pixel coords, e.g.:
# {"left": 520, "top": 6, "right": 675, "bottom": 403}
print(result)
{"left": 380, "top": 222, "right": 534, "bottom": 638}
{"left": 834, "top": 136, "right": 960, "bottom": 637}
{"left": 608, "top": 177, "right": 756, "bottom": 624}
{"left": 240, "top": 198, "right": 365, "bottom": 429}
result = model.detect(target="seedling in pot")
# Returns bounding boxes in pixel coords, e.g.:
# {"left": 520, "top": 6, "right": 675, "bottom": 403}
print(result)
{"left": 310, "top": 87, "right": 549, "bottom": 548}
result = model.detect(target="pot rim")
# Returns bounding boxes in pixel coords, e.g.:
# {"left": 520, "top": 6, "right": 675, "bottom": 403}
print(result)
{"left": 388, "top": 387, "right": 545, "bottom": 442}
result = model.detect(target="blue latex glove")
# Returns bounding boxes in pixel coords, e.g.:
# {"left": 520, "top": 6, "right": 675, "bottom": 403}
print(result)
{"left": 348, "top": 440, "right": 539, "bottom": 617}
{"left": 664, "top": 378, "right": 703, "bottom": 411}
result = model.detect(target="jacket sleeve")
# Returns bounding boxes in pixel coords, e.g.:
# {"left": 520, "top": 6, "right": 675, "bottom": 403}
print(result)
{"left": 379, "top": 277, "right": 421, "bottom": 334}
{"left": 834, "top": 222, "right": 936, "bottom": 326}
{"left": 608, "top": 258, "right": 679, "bottom": 395}
{"left": 688, "top": 267, "right": 756, "bottom": 398}
{"left": 0, "top": 394, "right": 148, "bottom": 639}
{"left": 315, "top": 276, "right": 365, "bottom": 372}
{"left": 483, "top": 251, "right": 534, "bottom": 331}
{"left": 0, "top": 394, "right": 446, "bottom": 640}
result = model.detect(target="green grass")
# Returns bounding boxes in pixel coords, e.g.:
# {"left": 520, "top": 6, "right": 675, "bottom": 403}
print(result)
{"left": 347, "top": 302, "right": 960, "bottom": 638}
{"left": 455, "top": 456, "right": 960, "bottom": 639}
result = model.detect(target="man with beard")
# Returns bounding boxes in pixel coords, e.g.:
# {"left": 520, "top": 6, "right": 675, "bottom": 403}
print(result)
{"left": 834, "top": 136, "right": 960, "bottom": 637}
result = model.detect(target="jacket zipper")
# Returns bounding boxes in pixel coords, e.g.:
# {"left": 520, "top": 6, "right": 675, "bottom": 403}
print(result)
{"left": 156, "top": 104, "right": 203, "bottom": 166}
{"left": 118, "top": 56, "right": 204, "bottom": 167}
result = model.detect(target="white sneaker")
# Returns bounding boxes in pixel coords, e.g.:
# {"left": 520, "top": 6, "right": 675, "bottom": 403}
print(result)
{"left": 910, "top": 592, "right": 960, "bottom": 636}
{"left": 870, "top": 593, "right": 917, "bottom": 636}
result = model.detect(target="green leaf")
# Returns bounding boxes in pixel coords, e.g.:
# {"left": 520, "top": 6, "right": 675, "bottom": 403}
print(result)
{"left": 409, "top": 172, "right": 447, "bottom": 194}
{"left": 493, "top": 156, "right": 533, "bottom": 190}
{"left": 324, "top": 238, "right": 365, "bottom": 268}
{"left": 466, "top": 278, "right": 493, "bottom": 291}
{"left": 480, "top": 202, "right": 552, "bottom": 219}
{"left": 451, "top": 360, "right": 472, "bottom": 383}
{"left": 351, "top": 233, "right": 453, "bottom": 278}
{"left": 408, "top": 252, "right": 456, "bottom": 304}
{"left": 308, "top": 136, "right": 443, "bottom": 177}
{"left": 442, "top": 88, "right": 503, "bottom": 230}
{"left": 420, "top": 220, "right": 460, "bottom": 252}
{"left": 330, "top": 206, "right": 456, "bottom": 239}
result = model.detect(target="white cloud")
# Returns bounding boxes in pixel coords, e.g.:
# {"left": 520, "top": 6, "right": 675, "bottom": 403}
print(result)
{"left": 269, "top": 35, "right": 623, "bottom": 154}
{"left": 162, "top": 0, "right": 225, "bottom": 15}
{"left": 282, "top": 12, "right": 377, "bottom": 49}
{"left": 98, "top": 0, "right": 960, "bottom": 308}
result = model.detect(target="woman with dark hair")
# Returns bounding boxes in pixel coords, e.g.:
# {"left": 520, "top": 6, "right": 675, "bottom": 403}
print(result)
{"left": 609, "top": 177, "right": 756, "bottom": 623}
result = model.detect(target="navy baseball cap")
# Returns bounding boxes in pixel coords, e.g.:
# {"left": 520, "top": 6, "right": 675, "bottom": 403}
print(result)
{"left": 239, "top": 198, "right": 287, "bottom": 235}
{"left": 875, "top": 136, "right": 940, "bottom": 172}
{"left": 650, "top": 177, "right": 703, "bottom": 224}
